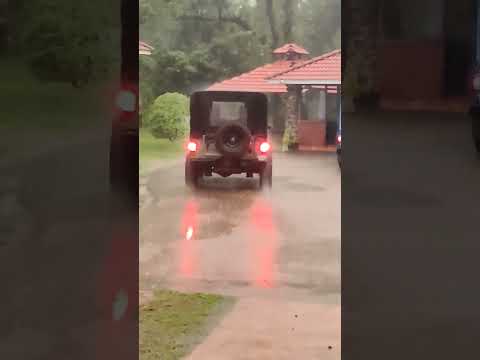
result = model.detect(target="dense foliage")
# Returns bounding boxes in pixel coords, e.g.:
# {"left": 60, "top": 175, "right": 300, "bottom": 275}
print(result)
{"left": 139, "top": 0, "right": 341, "bottom": 112}
{"left": 3, "top": 0, "right": 120, "bottom": 87}
{"left": 143, "top": 93, "right": 189, "bottom": 141}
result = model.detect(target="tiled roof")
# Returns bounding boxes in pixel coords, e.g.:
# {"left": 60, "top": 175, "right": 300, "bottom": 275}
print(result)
{"left": 273, "top": 43, "right": 309, "bottom": 55}
{"left": 207, "top": 46, "right": 340, "bottom": 94}
{"left": 207, "top": 60, "right": 306, "bottom": 93}
{"left": 139, "top": 41, "right": 154, "bottom": 55}
{"left": 269, "top": 49, "right": 341, "bottom": 83}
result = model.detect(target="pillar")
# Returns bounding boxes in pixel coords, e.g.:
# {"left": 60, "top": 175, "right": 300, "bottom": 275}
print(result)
{"left": 283, "top": 85, "right": 301, "bottom": 149}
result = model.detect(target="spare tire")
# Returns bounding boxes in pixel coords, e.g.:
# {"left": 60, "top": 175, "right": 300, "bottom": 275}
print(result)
{"left": 215, "top": 121, "right": 251, "bottom": 157}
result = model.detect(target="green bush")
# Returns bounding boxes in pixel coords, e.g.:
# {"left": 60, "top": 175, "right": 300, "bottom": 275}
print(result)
{"left": 143, "top": 92, "right": 189, "bottom": 141}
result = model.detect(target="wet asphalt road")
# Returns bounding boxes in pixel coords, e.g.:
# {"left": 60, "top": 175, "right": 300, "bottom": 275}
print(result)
{"left": 140, "top": 151, "right": 341, "bottom": 302}
{"left": 1, "top": 125, "right": 138, "bottom": 360}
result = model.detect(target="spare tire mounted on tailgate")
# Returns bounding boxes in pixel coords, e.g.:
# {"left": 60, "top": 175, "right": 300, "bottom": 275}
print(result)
{"left": 215, "top": 121, "right": 251, "bottom": 157}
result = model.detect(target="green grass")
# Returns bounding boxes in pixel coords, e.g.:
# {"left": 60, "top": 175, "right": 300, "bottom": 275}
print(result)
{"left": 140, "top": 290, "right": 227, "bottom": 360}
{"left": 139, "top": 129, "right": 184, "bottom": 175}
{"left": 0, "top": 56, "right": 117, "bottom": 131}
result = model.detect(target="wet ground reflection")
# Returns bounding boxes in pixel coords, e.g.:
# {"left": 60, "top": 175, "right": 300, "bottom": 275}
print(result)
{"left": 176, "top": 175, "right": 278, "bottom": 289}
{"left": 249, "top": 198, "right": 278, "bottom": 289}
{"left": 179, "top": 199, "right": 198, "bottom": 278}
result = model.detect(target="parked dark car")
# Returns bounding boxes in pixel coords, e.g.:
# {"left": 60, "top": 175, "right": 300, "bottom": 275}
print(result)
{"left": 336, "top": 102, "right": 342, "bottom": 167}
{"left": 185, "top": 91, "right": 272, "bottom": 188}
{"left": 109, "top": 0, "right": 139, "bottom": 202}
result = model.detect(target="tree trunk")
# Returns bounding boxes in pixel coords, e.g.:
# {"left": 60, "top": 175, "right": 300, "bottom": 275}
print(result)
{"left": 283, "top": 0, "right": 295, "bottom": 43}
{"left": 265, "top": 0, "right": 279, "bottom": 49}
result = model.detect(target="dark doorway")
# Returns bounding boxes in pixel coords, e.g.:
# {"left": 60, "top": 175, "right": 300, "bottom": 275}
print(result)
{"left": 444, "top": 0, "right": 475, "bottom": 96}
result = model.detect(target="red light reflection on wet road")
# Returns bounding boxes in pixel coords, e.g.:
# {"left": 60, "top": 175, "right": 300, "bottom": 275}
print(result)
{"left": 96, "top": 228, "right": 137, "bottom": 359}
{"left": 179, "top": 199, "right": 199, "bottom": 278}
{"left": 249, "top": 198, "right": 278, "bottom": 289}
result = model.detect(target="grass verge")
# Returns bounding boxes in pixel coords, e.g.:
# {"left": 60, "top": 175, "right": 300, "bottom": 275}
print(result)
{"left": 139, "top": 129, "right": 184, "bottom": 175}
{"left": 140, "top": 290, "right": 231, "bottom": 360}
{"left": 0, "top": 56, "right": 115, "bottom": 131}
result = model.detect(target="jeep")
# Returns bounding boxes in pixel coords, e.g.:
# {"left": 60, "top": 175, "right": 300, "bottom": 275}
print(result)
{"left": 185, "top": 91, "right": 272, "bottom": 188}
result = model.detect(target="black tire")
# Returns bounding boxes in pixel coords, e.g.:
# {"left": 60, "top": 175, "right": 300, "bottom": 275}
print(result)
{"left": 259, "top": 161, "right": 272, "bottom": 189}
{"left": 185, "top": 159, "right": 200, "bottom": 188}
{"left": 215, "top": 121, "right": 251, "bottom": 158}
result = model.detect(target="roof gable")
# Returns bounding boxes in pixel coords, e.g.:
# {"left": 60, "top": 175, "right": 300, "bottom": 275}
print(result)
{"left": 268, "top": 49, "right": 341, "bottom": 83}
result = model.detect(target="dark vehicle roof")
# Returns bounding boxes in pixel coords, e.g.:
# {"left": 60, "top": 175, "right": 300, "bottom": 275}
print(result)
{"left": 190, "top": 91, "right": 268, "bottom": 136}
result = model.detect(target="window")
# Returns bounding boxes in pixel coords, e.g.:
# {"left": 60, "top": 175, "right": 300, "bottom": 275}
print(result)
{"left": 209, "top": 101, "right": 248, "bottom": 126}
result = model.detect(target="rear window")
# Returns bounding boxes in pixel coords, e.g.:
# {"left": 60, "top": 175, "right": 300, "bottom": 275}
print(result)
{"left": 209, "top": 101, "right": 248, "bottom": 126}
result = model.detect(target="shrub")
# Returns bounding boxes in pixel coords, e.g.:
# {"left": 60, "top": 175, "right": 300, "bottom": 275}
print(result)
{"left": 143, "top": 92, "right": 189, "bottom": 141}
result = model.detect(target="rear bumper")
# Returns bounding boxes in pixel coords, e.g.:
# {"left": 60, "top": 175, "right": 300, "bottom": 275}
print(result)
{"left": 190, "top": 154, "right": 270, "bottom": 174}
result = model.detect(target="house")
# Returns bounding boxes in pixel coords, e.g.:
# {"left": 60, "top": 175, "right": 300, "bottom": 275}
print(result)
{"left": 208, "top": 44, "right": 341, "bottom": 150}
{"left": 268, "top": 50, "right": 341, "bottom": 150}
{"left": 343, "top": 0, "right": 479, "bottom": 111}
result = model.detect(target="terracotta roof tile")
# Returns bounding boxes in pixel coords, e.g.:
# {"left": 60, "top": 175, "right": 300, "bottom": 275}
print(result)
{"left": 269, "top": 49, "right": 341, "bottom": 83}
{"left": 273, "top": 43, "right": 309, "bottom": 55}
{"left": 207, "top": 60, "right": 306, "bottom": 93}
{"left": 139, "top": 41, "right": 154, "bottom": 55}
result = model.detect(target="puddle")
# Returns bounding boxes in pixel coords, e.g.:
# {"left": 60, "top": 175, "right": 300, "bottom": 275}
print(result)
{"left": 194, "top": 217, "right": 237, "bottom": 239}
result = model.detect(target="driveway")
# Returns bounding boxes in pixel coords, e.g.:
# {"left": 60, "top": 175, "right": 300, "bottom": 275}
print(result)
{"left": 0, "top": 125, "right": 138, "bottom": 359}
{"left": 342, "top": 110, "right": 480, "bottom": 359}
{"left": 140, "top": 151, "right": 341, "bottom": 359}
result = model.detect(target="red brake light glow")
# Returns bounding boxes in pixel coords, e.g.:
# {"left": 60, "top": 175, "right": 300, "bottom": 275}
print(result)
{"left": 187, "top": 141, "right": 197, "bottom": 152}
{"left": 337, "top": 134, "right": 341, "bottom": 144}
{"left": 259, "top": 142, "right": 271, "bottom": 153}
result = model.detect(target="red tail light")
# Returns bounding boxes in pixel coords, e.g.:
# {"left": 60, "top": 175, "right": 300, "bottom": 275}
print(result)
{"left": 187, "top": 141, "right": 197, "bottom": 152}
{"left": 336, "top": 134, "right": 341, "bottom": 144}
{"left": 260, "top": 142, "right": 271, "bottom": 153}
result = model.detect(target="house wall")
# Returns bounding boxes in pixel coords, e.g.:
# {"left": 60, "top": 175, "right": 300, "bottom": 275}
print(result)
{"left": 379, "top": 41, "right": 444, "bottom": 100}
{"left": 297, "top": 89, "right": 339, "bottom": 147}
{"left": 344, "top": 0, "right": 476, "bottom": 102}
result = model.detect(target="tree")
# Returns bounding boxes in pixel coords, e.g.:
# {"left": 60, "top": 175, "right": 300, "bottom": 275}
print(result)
{"left": 22, "top": 1, "right": 119, "bottom": 87}
{"left": 298, "top": 0, "right": 341, "bottom": 54}
{"left": 283, "top": 0, "right": 296, "bottom": 43}
{"left": 264, "top": 0, "right": 279, "bottom": 49}
{"left": 138, "top": 0, "right": 341, "bottom": 121}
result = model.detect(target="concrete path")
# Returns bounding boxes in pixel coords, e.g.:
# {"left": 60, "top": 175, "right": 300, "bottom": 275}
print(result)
{"left": 186, "top": 298, "right": 340, "bottom": 360}
{"left": 140, "top": 151, "right": 341, "bottom": 359}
